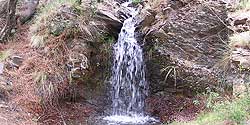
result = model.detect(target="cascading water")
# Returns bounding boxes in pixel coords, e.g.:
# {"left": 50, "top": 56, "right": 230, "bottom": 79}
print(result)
{"left": 103, "top": 1, "right": 157, "bottom": 124}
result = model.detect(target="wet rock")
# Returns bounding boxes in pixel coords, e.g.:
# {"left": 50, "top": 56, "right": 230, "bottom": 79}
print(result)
{"left": 117, "top": 6, "right": 132, "bottom": 21}
{"left": 95, "top": 1, "right": 128, "bottom": 34}
{"left": 115, "top": 0, "right": 127, "bottom": 4}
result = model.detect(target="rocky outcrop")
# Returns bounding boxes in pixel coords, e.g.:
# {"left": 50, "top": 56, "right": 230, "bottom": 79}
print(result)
{"left": 16, "top": 0, "right": 39, "bottom": 24}
{"left": 136, "top": 0, "right": 231, "bottom": 94}
{"left": 95, "top": 0, "right": 137, "bottom": 35}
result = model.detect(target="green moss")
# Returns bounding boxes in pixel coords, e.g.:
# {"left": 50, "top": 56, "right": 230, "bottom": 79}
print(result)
{"left": 132, "top": 0, "right": 141, "bottom": 4}
{"left": 103, "top": 34, "right": 115, "bottom": 44}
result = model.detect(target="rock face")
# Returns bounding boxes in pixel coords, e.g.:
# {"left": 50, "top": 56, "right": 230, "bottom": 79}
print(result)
{"left": 0, "top": 0, "right": 7, "bottom": 17}
{"left": 136, "top": 0, "right": 231, "bottom": 94}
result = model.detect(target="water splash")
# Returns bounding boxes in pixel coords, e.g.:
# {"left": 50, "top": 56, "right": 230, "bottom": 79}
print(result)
{"left": 103, "top": 1, "right": 157, "bottom": 124}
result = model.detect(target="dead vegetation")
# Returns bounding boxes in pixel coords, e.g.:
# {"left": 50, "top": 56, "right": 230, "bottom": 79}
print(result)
{"left": 0, "top": 0, "right": 114, "bottom": 124}
{"left": 28, "top": 1, "right": 91, "bottom": 107}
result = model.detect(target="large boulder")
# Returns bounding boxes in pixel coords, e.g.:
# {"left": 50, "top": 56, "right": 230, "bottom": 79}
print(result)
{"left": 95, "top": 0, "right": 123, "bottom": 35}
{"left": 137, "top": 0, "right": 231, "bottom": 94}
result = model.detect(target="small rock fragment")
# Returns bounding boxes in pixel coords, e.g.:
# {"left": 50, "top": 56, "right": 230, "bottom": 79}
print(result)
{"left": 10, "top": 56, "right": 23, "bottom": 68}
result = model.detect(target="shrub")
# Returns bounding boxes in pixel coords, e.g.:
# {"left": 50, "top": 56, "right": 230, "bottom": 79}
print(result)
{"left": 132, "top": 0, "right": 141, "bottom": 4}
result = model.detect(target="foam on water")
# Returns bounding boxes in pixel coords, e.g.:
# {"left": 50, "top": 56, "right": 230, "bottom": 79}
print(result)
{"left": 103, "top": 115, "right": 157, "bottom": 124}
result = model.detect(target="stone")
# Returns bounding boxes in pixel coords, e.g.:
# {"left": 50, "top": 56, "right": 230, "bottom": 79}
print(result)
{"left": 95, "top": 1, "right": 124, "bottom": 35}
{"left": 95, "top": 9, "right": 123, "bottom": 33}
{"left": 10, "top": 56, "right": 23, "bottom": 68}
{"left": 137, "top": 0, "right": 230, "bottom": 93}
{"left": 16, "top": 0, "right": 39, "bottom": 24}
{"left": 135, "top": 9, "right": 156, "bottom": 29}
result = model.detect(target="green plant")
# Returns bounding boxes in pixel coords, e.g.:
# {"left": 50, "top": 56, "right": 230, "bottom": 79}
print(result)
{"left": 193, "top": 99, "right": 201, "bottom": 106}
{"left": 170, "top": 95, "right": 250, "bottom": 125}
{"left": 205, "top": 88, "right": 220, "bottom": 109}
{"left": 132, "top": 0, "right": 141, "bottom": 4}
{"left": 103, "top": 34, "right": 115, "bottom": 44}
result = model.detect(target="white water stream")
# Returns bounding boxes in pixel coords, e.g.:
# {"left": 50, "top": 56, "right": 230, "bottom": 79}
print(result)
{"left": 103, "top": 1, "right": 157, "bottom": 124}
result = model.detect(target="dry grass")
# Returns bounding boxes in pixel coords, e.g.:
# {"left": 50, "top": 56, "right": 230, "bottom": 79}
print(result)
{"left": 216, "top": 31, "right": 250, "bottom": 71}
{"left": 30, "top": 0, "right": 79, "bottom": 48}
{"left": 229, "top": 31, "right": 250, "bottom": 49}
{"left": 0, "top": 49, "right": 11, "bottom": 62}
{"left": 28, "top": 1, "right": 99, "bottom": 107}
{"left": 0, "top": 0, "right": 113, "bottom": 124}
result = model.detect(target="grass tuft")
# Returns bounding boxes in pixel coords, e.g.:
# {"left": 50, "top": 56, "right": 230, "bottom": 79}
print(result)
{"left": 0, "top": 50, "right": 11, "bottom": 62}
{"left": 30, "top": 0, "right": 79, "bottom": 48}
{"left": 229, "top": 31, "right": 250, "bottom": 49}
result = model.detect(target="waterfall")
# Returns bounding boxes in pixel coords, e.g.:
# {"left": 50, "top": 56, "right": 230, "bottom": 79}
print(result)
{"left": 111, "top": 3, "right": 147, "bottom": 116}
{"left": 103, "top": 1, "right": 157, "bottom": 124}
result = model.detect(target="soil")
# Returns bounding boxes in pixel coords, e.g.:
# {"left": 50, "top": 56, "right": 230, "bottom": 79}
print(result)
{"left": 146, "top": 93, "right": 204, "bottom": 123}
